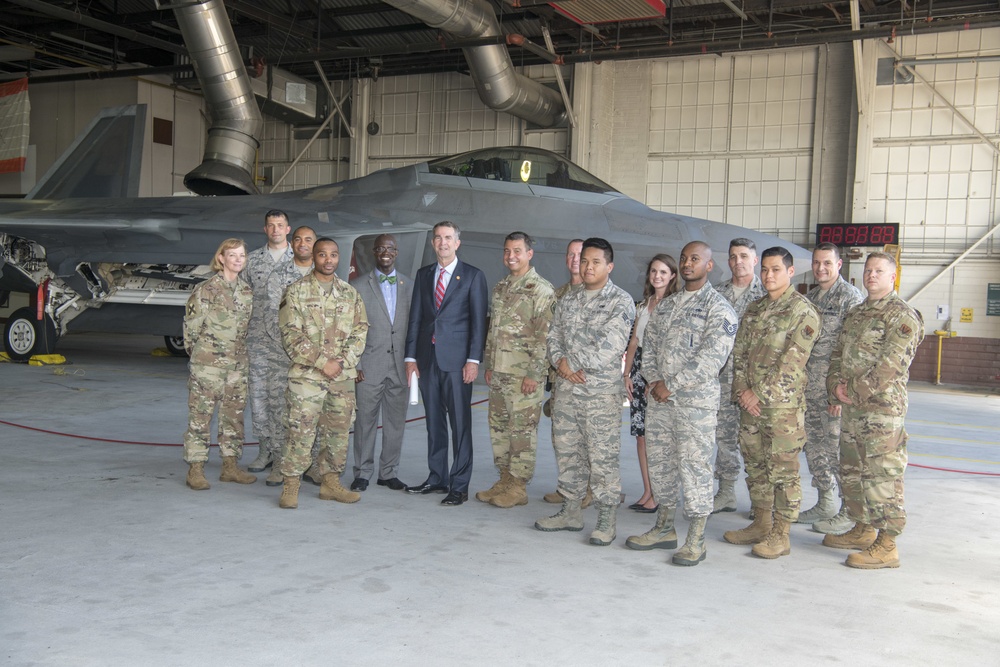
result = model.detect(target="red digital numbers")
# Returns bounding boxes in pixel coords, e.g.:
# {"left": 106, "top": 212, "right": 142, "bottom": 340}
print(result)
{"left": 816, "top": 224, "right": 898, "bottom": 247}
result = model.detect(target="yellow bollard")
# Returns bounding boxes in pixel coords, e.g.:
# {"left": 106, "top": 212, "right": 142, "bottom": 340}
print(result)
{"left": 933, "top": 330, "right": 958, "bottom": 385}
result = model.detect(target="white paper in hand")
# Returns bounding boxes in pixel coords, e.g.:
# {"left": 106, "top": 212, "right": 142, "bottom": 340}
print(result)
{"left": 408, "top": 371, "right": 420, "bottom": 405}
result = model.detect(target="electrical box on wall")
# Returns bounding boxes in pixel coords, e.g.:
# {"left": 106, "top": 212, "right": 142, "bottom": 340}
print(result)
{"left": 936, "top": 305, "right": 949, "bottom": 320}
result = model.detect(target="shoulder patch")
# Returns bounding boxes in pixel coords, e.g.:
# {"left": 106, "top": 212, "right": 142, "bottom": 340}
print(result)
{"left": 186, "top": 302, "right": 196, "bottom": 316}
{"left": 722, "top": 319, "right": 738, "bottom": 336}
{"left": 900, "top": 324, "right": 912, "bottom": 335}
{"left": 803, "top": 325, "right": 815, "bottom": 338}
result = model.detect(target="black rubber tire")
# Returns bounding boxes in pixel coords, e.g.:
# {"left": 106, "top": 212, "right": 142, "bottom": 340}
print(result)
{"left": 3, "top": 307, "right": 58, "bottom": 361}
{"left": 164, "top": 335, "right": 188, "bottom": 357}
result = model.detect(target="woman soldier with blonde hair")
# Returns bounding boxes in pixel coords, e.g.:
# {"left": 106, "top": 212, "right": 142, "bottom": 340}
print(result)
{"left": 182, "top": 238, "right": 257, "bottom": 490}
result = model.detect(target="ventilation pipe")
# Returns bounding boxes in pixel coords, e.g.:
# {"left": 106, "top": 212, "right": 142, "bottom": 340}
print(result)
{"left": 382, "top": 0, "right": 566, "bottom": 127}
{"left": 173, "top": 0, "right": 262, "bottom": 195}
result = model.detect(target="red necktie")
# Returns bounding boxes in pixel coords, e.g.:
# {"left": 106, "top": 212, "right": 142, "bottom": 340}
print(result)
{"left": 434, "top": 267, "right": 446, "bottom": 309}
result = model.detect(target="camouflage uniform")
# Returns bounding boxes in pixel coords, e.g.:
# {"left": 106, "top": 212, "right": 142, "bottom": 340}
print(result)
{"left": 242, "top": 244, "right": 300, "bottom": 457}
{"left": 713, "top": 276, "right": 766, "bottom": 482}
{"left": 547, "top": 280, "right": 635, "bottom": 505}
{"left": 278, "top": 273, "right": 369, "bottom": 478}
{"left": 732, "top": 289, "right": 820, "bottom": 522}
{"left": 827, "top": 292, "right": 923, "bottom": 536}
{"left": 804, "top": 277, "right": 864, "bottom": 491}
{"left": 182, "top": 273, "right": 253, "bottom": 463}
{"left": 485, "top": 267, "right": 556, "bottom": 481}
{"left": 643, "top": 285, "right": 738, "bottom": 518}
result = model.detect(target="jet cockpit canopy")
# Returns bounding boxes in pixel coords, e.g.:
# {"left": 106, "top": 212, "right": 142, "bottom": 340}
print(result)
{"left": 428, "top": 147, "right": 618, "bottom": 195}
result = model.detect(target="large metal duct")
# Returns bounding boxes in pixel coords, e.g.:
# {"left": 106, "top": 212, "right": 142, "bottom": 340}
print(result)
{"left": 382, "top": 0, "right": 566, "bottom": 127}
{"left": 174, "top": 0, "right": 262, "bottom": 195}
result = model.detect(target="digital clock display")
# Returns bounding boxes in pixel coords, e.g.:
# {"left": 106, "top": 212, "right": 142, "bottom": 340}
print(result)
{"left": 816, "top": 223, "right": 900, "bottom": 247}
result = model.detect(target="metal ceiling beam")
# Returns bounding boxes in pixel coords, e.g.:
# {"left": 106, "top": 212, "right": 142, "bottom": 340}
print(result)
{"left": 6, "top": 0, "right": 188, "bottom": 55}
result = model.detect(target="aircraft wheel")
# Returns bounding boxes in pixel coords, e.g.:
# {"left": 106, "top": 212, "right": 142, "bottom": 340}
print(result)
{"left": 3, "top": 307, "right": 58, "bottom": 361}
{"left": 164, "top": 335, "right": 188, "bottom": 357}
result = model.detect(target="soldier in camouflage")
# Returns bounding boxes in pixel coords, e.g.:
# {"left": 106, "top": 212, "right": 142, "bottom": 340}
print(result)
{"left": 724, "top": 246, "right": 820, "bottom": 560}
{"left": 242, "top": 210, "right": 312, "bottom": 486}
{"left": 626, "top": 241, "right": 738, "bottom": 566}
{"left": 542, "top": 239, "right": 589, "bottom": 507}
{"left": 822, "top": 252, "right": 923, "bottom": 569}
{"left": 182, "top": 238, "right": 257, "bottom": 490}
{"left": 276, "top": 238, "right": 369, "bottom": 509}
{"left": 799, "top": 243, "right": 864, "bottom": 530}
{"left": 478, "top": 232, "right": 556, "bottom": 509}
{"left": 535, "top": 238, "right": 635, "bottom": 547}
{"left": 712, "top": 239, "right": 766, "bottom": 513}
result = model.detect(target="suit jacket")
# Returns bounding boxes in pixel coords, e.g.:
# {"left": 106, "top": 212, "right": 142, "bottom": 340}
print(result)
{"left": 405, "top": 259, "right": 488, "bottom": 373}
{"left": 352, "top": 269, "right": 413, "bottom": 384}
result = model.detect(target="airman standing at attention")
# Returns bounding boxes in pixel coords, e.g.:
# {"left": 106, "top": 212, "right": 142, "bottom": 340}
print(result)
{"left": 243, "top": 211, "right": 312, "bottom": 486}
{"left": 276, "top": 238, "right": 369, "bottom": 509}
{"left": 478, "top": 232, "right": 556, "bottom": 508}
{"left": 182, "top": 238, "right": 256, "bottom": 490}
{"left": 627, "top": 242, "right": 737, "bottom": 566}
{"left": 724, "top": 246, "right": 820, "bottom": 559}
{"left": 711, "top": 239, "right": 766, "bottom": 514}
{"left": 535, "top": 238, "right": 635, "bottom": 546}
{"left": 798, "top": 243, "right": 864, "bottom": 530}
{"left": 822, "top": 252, "right": 923, "bottom": 569}
{"left": 542, "top": 239, "right": 590, "bottom": 507}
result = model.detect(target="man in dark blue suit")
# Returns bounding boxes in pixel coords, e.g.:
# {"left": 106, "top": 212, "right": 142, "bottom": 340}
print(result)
{"left": 404, "top": 221, "right": 489, "bottom": 506}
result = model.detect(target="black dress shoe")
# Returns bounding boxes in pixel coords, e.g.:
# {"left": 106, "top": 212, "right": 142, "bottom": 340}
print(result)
{"left": 350, "top": 478, "right": 369, "bottom": 492}
{"left": 377, "top": 477, "right": 406, "bottom": 491}
{"left": 406, "top": 481, "right": 449, "bottom": 494}
{"left": 441, "top": 491, "right": 468, "bottom": 506}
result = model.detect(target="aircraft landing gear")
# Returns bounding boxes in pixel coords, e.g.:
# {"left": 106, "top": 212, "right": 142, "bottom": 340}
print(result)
{"left": 3, "top": 307, "right": 58, "bottom": 361}
{"left": 164, "top": 335, "right": 188, "bottom": 357}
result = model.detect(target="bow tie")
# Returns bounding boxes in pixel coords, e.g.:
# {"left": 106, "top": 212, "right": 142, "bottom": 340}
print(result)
{"left": 379, "top": 274, "right": 397, "bottom": 284}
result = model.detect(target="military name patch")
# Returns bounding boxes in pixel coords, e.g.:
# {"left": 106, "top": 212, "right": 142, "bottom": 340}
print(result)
{"left": 722, "top": 319, "right": 738, "bottom": 336}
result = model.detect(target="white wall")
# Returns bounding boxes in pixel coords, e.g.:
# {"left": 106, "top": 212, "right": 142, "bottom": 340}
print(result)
{"left": 15, "top": 75, "right": 204, "bottom": 198}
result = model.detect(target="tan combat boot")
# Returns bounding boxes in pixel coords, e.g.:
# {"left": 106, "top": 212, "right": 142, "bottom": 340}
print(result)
{"left": 246, "top": 443, "right": 272, "bottom": 473}
{"left": 535, "top": 499, "right": 584, "bottom": 532}
{"left": 712, "top": 479, "right": 737, "bottom": 514}
{"left": 823, "top": 522, "right": 877, "bottom": 550}
{"left": 303, "top": 463, "right": 323, "bottom": 486}
{"left": 751, "top": 516, "right": 791, "bottom": 559}
{"left": 475, "top": 468, "right": 512, "bottom": 503}
{"left": 319, "top": 473, "right": 361, "bottom": 503}
{"left": 625, "top": 505, "right": 677, "bottom": 550}
{"left": 491, "top": 476, "right": 529, "bottom": 508}
{"left": 278, "top": 476, "right": 300, "bottom": 509}
{"left": 219, "top": 456, "right": 256, "bottom": 484}
{"left": 672, "top": 516, "right": 708, "bottom": 566}
{"left": 543, "top": 490, "right": 563, "bottom": 503}
{"left": 265, "top": 454, "right": 284, "bottom": 487}
{"left": 581, "top": 486, "right": 594, "bottom": 509}
{"left": 186, "top": 462, "right": 210, "bottom": 490}
{"left": 589, "top": 503, "right": 617, "bottom": 546}
{"left": 724, "top": 506, "right": 773, "bottom": 545}
{"left": 846, "top": 531, "right": 900, "bottom": 569}
{"left": 797, "top": 487, "right": 838, "bottom": 523}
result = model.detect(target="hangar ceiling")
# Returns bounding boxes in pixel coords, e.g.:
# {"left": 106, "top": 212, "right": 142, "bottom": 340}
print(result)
{"left": 1, "top": 0, "right": 998, "bottom": 86}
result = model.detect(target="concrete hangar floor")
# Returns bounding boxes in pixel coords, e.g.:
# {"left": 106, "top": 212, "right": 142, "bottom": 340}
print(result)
{"left": 1, "top": 332, "right": 998, "bottom": 665}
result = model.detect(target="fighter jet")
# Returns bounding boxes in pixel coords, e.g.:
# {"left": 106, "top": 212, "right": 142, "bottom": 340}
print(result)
{"left": 0, "top": 104, "right": 809, "bottom": 360}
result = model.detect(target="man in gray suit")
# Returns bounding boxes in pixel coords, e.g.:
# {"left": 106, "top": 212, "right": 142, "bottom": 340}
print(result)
{"left": 349, "top": 234, "right": 413, "bottom": 491}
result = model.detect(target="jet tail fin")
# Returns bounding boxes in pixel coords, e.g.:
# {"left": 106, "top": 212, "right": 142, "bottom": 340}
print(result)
{"left": 26, "top": 104, "right": 147, "bottom": 200}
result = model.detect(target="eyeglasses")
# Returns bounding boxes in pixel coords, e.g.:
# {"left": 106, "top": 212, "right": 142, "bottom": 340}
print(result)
{"left": 374, "top": 246, "right": 398, "bottom": 254}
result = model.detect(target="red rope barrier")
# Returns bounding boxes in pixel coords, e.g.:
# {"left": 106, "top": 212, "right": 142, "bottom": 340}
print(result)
{"left": 0, "top": 398, "right": 489, "bottom": 448}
